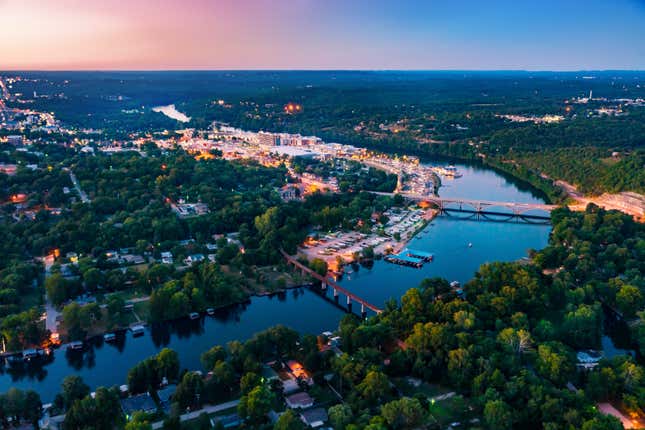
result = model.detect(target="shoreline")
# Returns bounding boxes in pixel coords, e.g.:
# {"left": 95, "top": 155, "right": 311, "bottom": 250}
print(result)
{"left": 3, "top": 283, "right": 315, "bottom": 360}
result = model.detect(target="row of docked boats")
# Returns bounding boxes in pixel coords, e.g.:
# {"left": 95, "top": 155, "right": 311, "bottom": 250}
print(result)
{"left": 4, "top": 347, "right": 52, "bottom": 364}
{"left": 3, "top": 309, "right": 219, "bottom": 366}
{"left": 190, "top": 308, "right": 216, "bottom": 320}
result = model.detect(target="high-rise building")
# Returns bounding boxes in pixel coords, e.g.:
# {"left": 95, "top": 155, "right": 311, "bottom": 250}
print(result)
{"left": 257, "top": 131, "right": 279, "bottom": 147}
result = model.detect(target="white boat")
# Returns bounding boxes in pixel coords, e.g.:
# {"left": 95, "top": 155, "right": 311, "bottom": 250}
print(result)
{"left": 67, "top": 341, "right": 84, "bottom": 351}
{"left": 189, "top": 312, "right": 200, "bottom": 320}
{"left": 131, "top": 325, "right": 145, "bottom": 337}
{"left": 206, "top": 308, "right": 215, "bottom": 316}
{"left": 104, "top": 333, "right": 116, "bottom": 342}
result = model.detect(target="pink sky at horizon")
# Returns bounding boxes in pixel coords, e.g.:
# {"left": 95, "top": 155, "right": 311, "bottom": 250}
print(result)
{"left": 0, "top": 0, "right": 340, "bottom": 70}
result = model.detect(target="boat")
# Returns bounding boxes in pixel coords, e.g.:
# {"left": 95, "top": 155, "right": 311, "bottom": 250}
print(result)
{"left": 468, "top": 242, "right": 473, "bottom": 248}
{"left": 206, "top": 308, "right": 215, "bottom": 316}
{"left": 22, "top": 349, "right": 39, "bottom": 361}
{"left": 103, "top": 332, "right": 116, "bottom": 342}
{"left": 67, "top": 341, "right": 84, "bottom": 351}
{"left": 450, "top": 281, "right": 460, "bottom": 289}
{"left": 189, "top": 312, "right": 200, "bottom": 320}
{"left": 130, "top": 325, "right": 145, "bottom": 337}
{"left": 444, "top": 165, "right": 463, "bottom": 178}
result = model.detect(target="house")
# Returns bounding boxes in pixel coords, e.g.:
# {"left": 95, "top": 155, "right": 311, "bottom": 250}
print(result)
{"left": 261, "top": 365, "right": 280, "bottom": 381}
{"left": 286, "top": 360, "right": 312, "bottom": 384}
{"left": 122, "top": 254, "right": 145, "bottom": 265}
{"left": 120, "top": 393, "right": 157, "bottom": 419}
{"left": 577, "top": 350, "right": 603, "bottom": 369}
{"left": 160, "top": 252, "right": 173, "bottom": 264}
{"left": 157, "top": 384, "right": 176, "bottom": 412}
{"left": 282, "top": 378, "right": 300, "bottom": 394}
{"left": 300, "top": 408, "right": 328, "bottom": 428}
{"left": 285, "top": 391, "right": 314, "bottom": 409}
{"left": 184, "top": 254, "right": 205, "bottom": 265}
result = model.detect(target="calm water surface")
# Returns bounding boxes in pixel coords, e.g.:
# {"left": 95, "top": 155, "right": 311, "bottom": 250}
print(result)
{"left": 0, "top": 160, "right": 553, "bottom": 401}
{"left": 336, "top": 161, "right": 551, "bottom": 306}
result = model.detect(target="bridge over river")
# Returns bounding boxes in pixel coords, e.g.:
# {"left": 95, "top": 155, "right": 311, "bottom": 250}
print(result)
{"left": 281, "top": 250, "right": 382, "bottom": 316}
{"left": 369, "top": 192, "right": 557, "bottom": 219}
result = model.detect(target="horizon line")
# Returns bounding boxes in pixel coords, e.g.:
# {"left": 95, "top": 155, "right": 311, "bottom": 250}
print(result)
{"left": 1, "top": 68, "right": 645, "bottom": 74}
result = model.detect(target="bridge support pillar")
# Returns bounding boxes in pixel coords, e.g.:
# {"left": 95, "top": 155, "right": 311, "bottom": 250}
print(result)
{"left": 321, "top": 281, "right": 327, "bottom": 290}
{"left": 361, "top": 304, "right": 366, "bottom": 319}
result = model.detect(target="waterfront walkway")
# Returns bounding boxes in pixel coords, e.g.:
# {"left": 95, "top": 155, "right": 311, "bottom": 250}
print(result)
{"left": 151, "top": 399, "right": 240, "bottom": 429}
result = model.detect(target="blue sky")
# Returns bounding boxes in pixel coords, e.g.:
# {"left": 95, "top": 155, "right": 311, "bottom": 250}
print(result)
{"left": 0, "top": 0, "right": 643, "bottom": 70}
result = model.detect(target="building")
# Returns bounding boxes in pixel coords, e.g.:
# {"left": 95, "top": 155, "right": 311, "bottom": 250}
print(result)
{"left": 0, "top": 163, "right": 17, "bottom": 176}
{"left": 285, "top": 392, "right": 314, "bottom": 409}
{"left": 7, "top": 135, "right": 23, "bottom": 146}
{"left": 185, "top": 254, "right": 205, "bottom": 265}
{"left": 210, "top": 414, "right": 242, "bottom": 429}
{"left": 160, "top": 252, "right": 173, "bottom": 264}
{"left": 120, "top": 393, "right": 157, "bottom": 419}
{"left": 300, "top": 408, "right": 328, "bottom": 428}
{"left": 157, "top": 384, "right": 176, "bottom": 412}
{"left": 258, "top": 131, "right": 280, "bottom": 147}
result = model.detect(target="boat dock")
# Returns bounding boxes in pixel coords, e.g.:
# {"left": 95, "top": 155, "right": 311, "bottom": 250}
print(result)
{"left": 385, "top": 248, "right": 434, "bottom": 268}
{"left": 403, "top": 248, "right": 434, "bottom": 261}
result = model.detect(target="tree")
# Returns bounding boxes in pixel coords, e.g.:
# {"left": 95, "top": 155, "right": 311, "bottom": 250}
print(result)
{"left": 162, "top": 416, "right": 181, "bottom": 430}
{"left": 309, "top": 258, "right": 328, "bottom": 277}
{"left": 62, "top": 303, "right": 87, "bottom": 341}
{"left": 201, "top": 345, "right": 227, "bottom": 370}
{"left": 22, "top": 390, "right": 42, "bottom": 427}
{"left": 484, "top": 399, "right": 513, "bottom": 430}
{"left": 497, "top": 328, "right": 532, "bottom": 357}
{"left": 238, "top": 384, "right": 274, "bottom": 425}
{"left": 83, "top": 268, "right": 103, "bottom": 291}
{"left": 274, "top": 409, "right": 306, "bottom": 430}
{"left": 328, "top": 404, "right": 354, "bottom": 430}
{"left": 616, "top": 285, "right": 643, "bottom": 318}
{"left": 125, "top": 412, "right": 153, "bottom": 430}
{"left": 535, "top": 343, "right": 574, "bottom": 385}
{"left": 356, "top": 370, "right": 390, "bottom": 404}
{"left": 46, "top": 273, "right": 70, "bottom": 306}
{"left": 60, "top": 375, "right": 90, "bottom": 411}
{"left": 63, "top": 387, "right": 123, "bottom": 430}
{"left": 240, "top": 372, "right": 261, "bottom": 394}
{"left": 156, "top": 348, "right": 180, "bottom": 382}
{"left": 381, "top": 397, "right": 426, "bottom": 429}
{"left": 174, "top": 371, "right": 204, "bottom": 409}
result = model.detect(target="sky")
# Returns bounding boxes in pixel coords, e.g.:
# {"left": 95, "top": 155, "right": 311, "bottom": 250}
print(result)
{"left": 0, "top": 0, "right": 643, "bottom": 70}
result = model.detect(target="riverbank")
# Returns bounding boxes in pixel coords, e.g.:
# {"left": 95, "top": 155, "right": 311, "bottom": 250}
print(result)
{"left": 298, "top": 207, "right": 437, "bottom": 271}
{"left": 556, "top": 180, "right": 645, "bottom": 221}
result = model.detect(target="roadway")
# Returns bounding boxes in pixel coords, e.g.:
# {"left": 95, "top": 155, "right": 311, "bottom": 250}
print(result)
{"left": 151, "top": 399, "right": 240, "bottom": 429}
{"left": 368, "top": 191, "right": 557, "bottom": 213}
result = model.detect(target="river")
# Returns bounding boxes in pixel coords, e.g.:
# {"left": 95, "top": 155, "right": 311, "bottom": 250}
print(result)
{"left": 0, "top": 160, "right": 552, "bottom": 402}
{"left": 334, "top": 161, "right": 551, "bottom": 306}
{"left": 152, "top": 104, "right": 191, "bottom": 123}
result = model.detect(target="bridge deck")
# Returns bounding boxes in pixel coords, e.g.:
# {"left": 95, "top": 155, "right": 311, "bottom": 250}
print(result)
{"left": 369, "top": 191, "right": 557, "bottom": 212}
{"left": 281, "top": 250, "right": 382, "bottom": 314}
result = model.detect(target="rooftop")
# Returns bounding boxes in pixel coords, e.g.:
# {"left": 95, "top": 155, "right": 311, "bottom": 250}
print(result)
{"left": 120, "top": 393, "right": 157, "bottom": 417}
